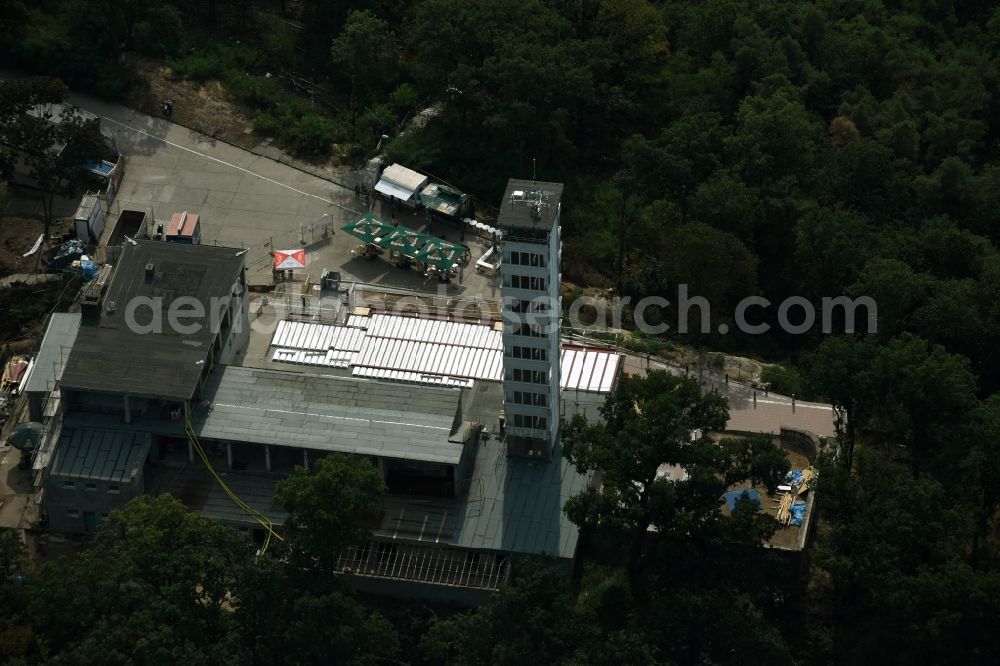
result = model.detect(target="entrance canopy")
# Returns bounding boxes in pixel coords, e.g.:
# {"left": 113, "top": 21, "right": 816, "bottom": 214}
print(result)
{"left": 374, "top": 163, "right": 429, "bottom": 207}
{"left": 274, "top": 248, "right": 306, "bottom": 270}
{"left": 374, "top": 179, "right": 414, "bottom": 202}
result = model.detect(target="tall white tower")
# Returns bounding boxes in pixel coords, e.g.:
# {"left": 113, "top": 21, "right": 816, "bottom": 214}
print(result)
{"left": 498, "top": 178, "right": 563, "bottom": 459}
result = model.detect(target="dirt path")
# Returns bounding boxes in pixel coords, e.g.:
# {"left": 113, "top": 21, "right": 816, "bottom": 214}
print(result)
{"left": 0, "top": 216, "right": 73, "bottom": 278}
{"left": 122, "top": 54, "right": 259, "bottom": 149}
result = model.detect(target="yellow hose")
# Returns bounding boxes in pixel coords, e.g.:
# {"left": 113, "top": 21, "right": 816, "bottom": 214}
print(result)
{"left": 183, "top": 402, "right": 284, "bottom": 552}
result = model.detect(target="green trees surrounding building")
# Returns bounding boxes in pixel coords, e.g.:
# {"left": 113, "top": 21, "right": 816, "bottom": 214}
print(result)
{"left": 3, "top": 0, "right": 1000, "bottom": 662}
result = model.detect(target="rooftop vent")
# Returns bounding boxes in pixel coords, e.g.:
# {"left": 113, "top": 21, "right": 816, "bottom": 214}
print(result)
{"left": 531, "top": 203, "right": 542, "bottom": 224}
{"left": 145, "top": 262, "right": 155, "bottom": 279}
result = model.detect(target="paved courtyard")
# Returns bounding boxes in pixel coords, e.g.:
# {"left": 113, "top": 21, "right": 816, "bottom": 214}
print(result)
{"left": 81, "top": 95, "right": 500, "bottom": 299}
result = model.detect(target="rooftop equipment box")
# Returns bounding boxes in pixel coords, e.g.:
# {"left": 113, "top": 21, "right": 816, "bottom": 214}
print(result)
{"left": 165, "top": 211, "right": 201, "bottom": 244}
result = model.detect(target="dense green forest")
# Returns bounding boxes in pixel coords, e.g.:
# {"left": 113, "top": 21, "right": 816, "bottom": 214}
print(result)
{"left": 3, "top": 0, "right": 1000, "bottom": 663}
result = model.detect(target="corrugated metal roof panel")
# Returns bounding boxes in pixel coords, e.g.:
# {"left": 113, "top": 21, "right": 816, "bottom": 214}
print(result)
{"left": 366, "top": 313, "right": 501, "bottom": 350}
{"left": 559, "top": 348, "right": 621, "bottom": 392}
{"left": 270, "top": 321, "right": 366, "bottom": 352}
{"left": 49, "top": 427, "right": 150, "bottom": 482}
{"left": 354, "top": 336, "right": 502, "bottom": 381}
{"left": 350, "top": 367, "right": 473, "bottom": 389}
{"left": 346, "top": 315, "right": 369, "bottom": 329}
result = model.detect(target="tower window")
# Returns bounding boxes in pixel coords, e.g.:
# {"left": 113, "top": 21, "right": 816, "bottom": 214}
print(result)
{"left": 505, "top": 368, "right": 548, "bottom": 385}
{"left": 509, "top": 275, "right": 546, "bottom": 291}
{"left": 506, "top": 391, "right": 548, "bottom": 407}
{"left": 508, "top": 252, "right": 545, "bottom": 268}
{"left": 509, "top": 346, "right": 546, "bottom": 361}
{"left": 512, "top": 414, "right": 547, "bottom": 430}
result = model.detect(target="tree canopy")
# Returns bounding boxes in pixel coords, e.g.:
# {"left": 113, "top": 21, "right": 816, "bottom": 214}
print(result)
{"left": 274, "top": 453, "right": 386, "bottom": 576}
{"left": 0, "top": 76, "right": 108, "bottom": 232}
{"left": 4, "top": 0, "right": 1000, "bottom": 662}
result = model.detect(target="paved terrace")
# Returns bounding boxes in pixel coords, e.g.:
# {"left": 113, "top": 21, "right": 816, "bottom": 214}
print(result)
{"left": 621, "top": 354, "right": 837, "bottom": 439}
{"left": 56, "top": 86, "right": 502, "bottom": 299}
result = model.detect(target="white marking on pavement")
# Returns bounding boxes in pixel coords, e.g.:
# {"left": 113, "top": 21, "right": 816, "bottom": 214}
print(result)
{"left": 102, "top": 116, "right": 362, "bottom": 214}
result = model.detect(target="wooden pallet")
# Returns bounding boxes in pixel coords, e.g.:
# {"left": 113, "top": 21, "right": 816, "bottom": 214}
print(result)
{"left": 775, "top": 492, "right": 794, "bottom": 525}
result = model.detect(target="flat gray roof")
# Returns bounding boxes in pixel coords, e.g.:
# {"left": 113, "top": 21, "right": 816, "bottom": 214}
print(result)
{"left": 24, "top": 313, "right": 81, "bottom": 395}
{"left": 146, "top": 464, "right": 286, "bottom": 527}
{"left": 194, "top": 366, "right": 466, "bottom": 465}
{"left": 376, "top": 494, "right": 458, "bottom": 543}
{"left": 49, "top": 427, "right": 150, "bottom": 482}
{"left": 496, "top": 178, "right": 563, "bottom": 230}
{"left": 60, "top": 240, "right": 245, "bottom": 401}
{"left": 452, "top": 439, "right": 588, "bottom": 559}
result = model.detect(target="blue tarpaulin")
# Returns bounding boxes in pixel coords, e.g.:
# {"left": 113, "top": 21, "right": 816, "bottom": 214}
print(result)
{"left": 85, "top": 160, "right": 115, "bottom": 178}
{"left": 790, "top": 501, "right": 807, "bottom": 526}
{"left": 724, "top": 488, "right": 762, "bottom": 512}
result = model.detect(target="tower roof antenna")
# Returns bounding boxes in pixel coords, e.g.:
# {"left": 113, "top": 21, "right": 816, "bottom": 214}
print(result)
{"left": 532, "top": 158, "right": 536, "bottom": 189}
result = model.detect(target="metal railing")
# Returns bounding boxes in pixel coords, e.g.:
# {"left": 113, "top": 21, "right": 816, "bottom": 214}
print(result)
{"left": 337, "top": 541, "right": 509, "bottom": 590}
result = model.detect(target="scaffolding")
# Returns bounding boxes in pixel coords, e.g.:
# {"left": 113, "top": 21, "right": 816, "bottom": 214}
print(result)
{"left": 337, "top": 540, "right": 509, "bottom": 591}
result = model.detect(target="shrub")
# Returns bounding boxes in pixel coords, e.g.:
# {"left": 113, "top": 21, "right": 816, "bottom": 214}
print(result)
{"left": 169, "top": 43, "right": 260, "bottom": 82}
{"left": 133, "top": 5, "right": 183, "bottom": 57}
{"left": 760, "top": 364, "right": 804, "bottom": 397}
{"left": 288, "top": 114, "right": 336, "bottom": 156}
{"left": 359, "top": 103, "right": 395, "bottom": 136}
{"left": 226, "top": 73, "right": 281, "bottom": 109}
{"left": 389, "top": 83, "right": 419, "bottom": 116}
{"left": 9, "top": 286, "right": 60, "bottom": 323}
{"left": 261, "top": 20, "right": 301, "bottom": 65}
{"left": 252, "top": 111, "right": 281, "bottom": 136}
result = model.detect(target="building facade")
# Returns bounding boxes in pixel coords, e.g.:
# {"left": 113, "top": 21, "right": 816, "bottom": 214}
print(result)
{"left": 498, "top": 179, "right": 564, "bottom": 459}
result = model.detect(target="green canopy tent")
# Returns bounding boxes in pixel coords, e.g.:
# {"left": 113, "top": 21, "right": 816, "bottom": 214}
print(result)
{"left": 340, "top": 213, "right": 395, "bottom": 245}
{"left": 416, "top": 239, "right": 469, "bottom": 271}
{"left": 376, "top": 227, "right": 429, "bottom": 259}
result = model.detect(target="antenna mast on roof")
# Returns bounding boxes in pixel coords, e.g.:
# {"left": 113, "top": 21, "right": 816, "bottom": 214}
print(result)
{"left": 508, "top": 165, "right": 553, "bottom": 226}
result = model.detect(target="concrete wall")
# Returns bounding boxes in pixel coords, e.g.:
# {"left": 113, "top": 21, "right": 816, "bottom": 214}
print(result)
{"left": 562, "top": 389, "right": 605, "bottom": 423}
{"left": 779, "top": 426, "right": 822, "bottom": 460}
{"left": 456, "top": 431, "right": 480, "bottom": 496}
{"left": 45, "top": 468, "right": 144, "bottom": 535}
{"left": 64, "top": 390, "right": 127, "bottom": 418}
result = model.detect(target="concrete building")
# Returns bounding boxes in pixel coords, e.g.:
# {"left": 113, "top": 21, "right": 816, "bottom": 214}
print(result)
{"left": 46, "top": 428, "right": 149, "bottom": 533}
{"left": 497, "top": 179, "right": 564, "bottom": 459}
{"left": 26, "top": 168, "right": 824, "bottom": 598}
{"left": 41, "top": 239, "right": 250, "bottom": 534}
{"left": 31, "top": 185, "right": 620, "bottom": 602}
